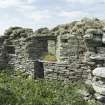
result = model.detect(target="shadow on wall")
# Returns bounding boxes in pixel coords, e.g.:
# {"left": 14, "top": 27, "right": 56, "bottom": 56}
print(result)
{"left": 4, "top": 43, "right": 16, "bottom": 70}
{"left": 34, "top": 61, "right": 44, "bottom": 79}
{"left": 27, "top": 37, "right": 48, "bottom": 60}
{"left": 0, "top": 38, "right": 16, "bottom": 70}
{"left": 27, "top": 36, "right": 57, "bottom": 61}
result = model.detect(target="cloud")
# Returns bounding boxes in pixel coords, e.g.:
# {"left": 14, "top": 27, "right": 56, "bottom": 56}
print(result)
{"left": 0, "top": 0, "right": 51, "bottom": 22}
{"left": 0, "top": 0, "right": 22, "bottom": 8}
{"left": 27, "top": 0, "right": 35, "bottom": 4}
{"left": 0, "top": 0, "right": 52, "bottom": 35}
{"left": 0, "top": 27, "right": 6, "bottom": 35}
{"left": 29, "top": 11, "right": 51, "bottom": 21}
{"left": 0, "top": 0, "right": 105, "bottom": 35}
{"left": 59, "top": 11, "right": 90, "bottom": 20}
{"left": 16, "top": 4, "right": 51, "bottom": 22}
{"left": 0, "top": 0, "right": 36, "bottom": 8}
{"left": 65, "top": 0, "right": 105, "bottom": 4}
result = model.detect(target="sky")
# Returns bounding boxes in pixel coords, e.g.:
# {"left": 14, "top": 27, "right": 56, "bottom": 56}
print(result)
{"left": 0, "top": 0, "right": 105, "bottom": 35}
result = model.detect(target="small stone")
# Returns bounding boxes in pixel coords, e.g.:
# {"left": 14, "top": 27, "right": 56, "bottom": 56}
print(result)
{"left": 95, "top": 93, "right": 105, "bottom": 103}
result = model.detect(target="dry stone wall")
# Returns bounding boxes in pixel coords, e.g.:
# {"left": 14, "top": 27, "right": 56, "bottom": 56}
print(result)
{"left": 0, "top": 18, "right": 105, "bottom": 82}
{"left": 44, "top": 62, "right": 88, "bottom": 81}
{"left": 2, "top": 27, "right": 35, "bottom": 77}
{"left": 0, "top": 36, "right": 9, "bottom": 69}
{"left": 84, "top": 28, "right": 105, "bottom": 104}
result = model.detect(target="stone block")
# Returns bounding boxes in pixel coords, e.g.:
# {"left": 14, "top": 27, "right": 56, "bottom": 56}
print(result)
{"left": 93, "top": 67, "right": 105, "bottom": 77}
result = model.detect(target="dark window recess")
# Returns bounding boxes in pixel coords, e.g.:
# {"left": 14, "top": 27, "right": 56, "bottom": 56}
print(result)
{"left": 61, "top": 39, "right": 68, "bottom": 43}
{"left": 6, "top": 46, "right": 15, "bottom": 54}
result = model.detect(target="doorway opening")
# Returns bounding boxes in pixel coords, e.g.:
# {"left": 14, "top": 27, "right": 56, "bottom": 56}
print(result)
{"left": 34, "top": 61, "right": 44, "bottom": 79}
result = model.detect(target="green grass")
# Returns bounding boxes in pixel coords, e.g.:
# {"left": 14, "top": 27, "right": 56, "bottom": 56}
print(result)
{"left": 41, "top": 52, "right": 57, "bottom": 62}
{"left": 0, "top": 70, "right": 98, "bottom": 105}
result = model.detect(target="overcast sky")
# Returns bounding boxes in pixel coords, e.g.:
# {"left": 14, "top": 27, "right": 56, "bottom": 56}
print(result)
{"left": 0, "top": 0, "right": 105, "bottom": 34}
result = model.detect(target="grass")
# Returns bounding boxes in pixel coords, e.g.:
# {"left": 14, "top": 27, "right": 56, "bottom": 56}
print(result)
{"left": 0, "top": 70, "right": 99, "bottom": 105}
{"left": 41, "top": 52, "right": 57, "bottom": 62}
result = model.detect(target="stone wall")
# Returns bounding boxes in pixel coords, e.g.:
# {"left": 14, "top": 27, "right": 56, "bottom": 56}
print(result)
{"left": 1, "top": 27, "right": 35, "bottom": 77}
{"left": 0, "top": 26, "right": 89, "bottom": 81}
{"left": 54, "top": 33, "right": 85, "bottom": 63}
{"left": 11, "top": 38, "right": 34, "bottom": 76}
{"left": 83, "top": 28, "right": 105, "bottom": 104}
{"left": 43, "top": 61, "right": 88, "bottom": 81}
{"left": 0, "top": 36, "right": 9, "bottom": 69}
{"left": 0, "top": 18, "right": 105, "bottom": 82}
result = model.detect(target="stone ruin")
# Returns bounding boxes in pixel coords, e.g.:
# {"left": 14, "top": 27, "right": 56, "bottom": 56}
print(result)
{"left": 0, "top": 18, "right": 105, "bottom": 85}
{"left": 84, "top": 28, "right": 105, "bottom": 103}
{"left": 1, "top": 18, "right": 105, "bottom": 103}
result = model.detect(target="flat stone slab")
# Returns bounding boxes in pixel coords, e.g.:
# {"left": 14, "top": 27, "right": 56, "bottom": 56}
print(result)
{"left": 90, "top": 55, "right": 105, "bottom": 61}
{"left": 92, "top": 83, "right": 105, "bottom": 95}
{"left": 93, "top": 67, "right": 105, "bottom": 77}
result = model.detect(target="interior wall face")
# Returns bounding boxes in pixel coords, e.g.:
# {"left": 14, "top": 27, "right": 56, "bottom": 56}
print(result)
{"left": 48, "top": 40, "right": 56, "bottom": 55}
{"left": 27, "top": 38, "right": 48, "bottom": 60}
{"left": 56, "top": 35, "right": 61, "bottom": 62}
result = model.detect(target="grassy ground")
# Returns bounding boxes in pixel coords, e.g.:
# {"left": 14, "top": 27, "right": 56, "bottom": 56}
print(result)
{"left": 0, "top": 70, "right": 99, "bottom": 105}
